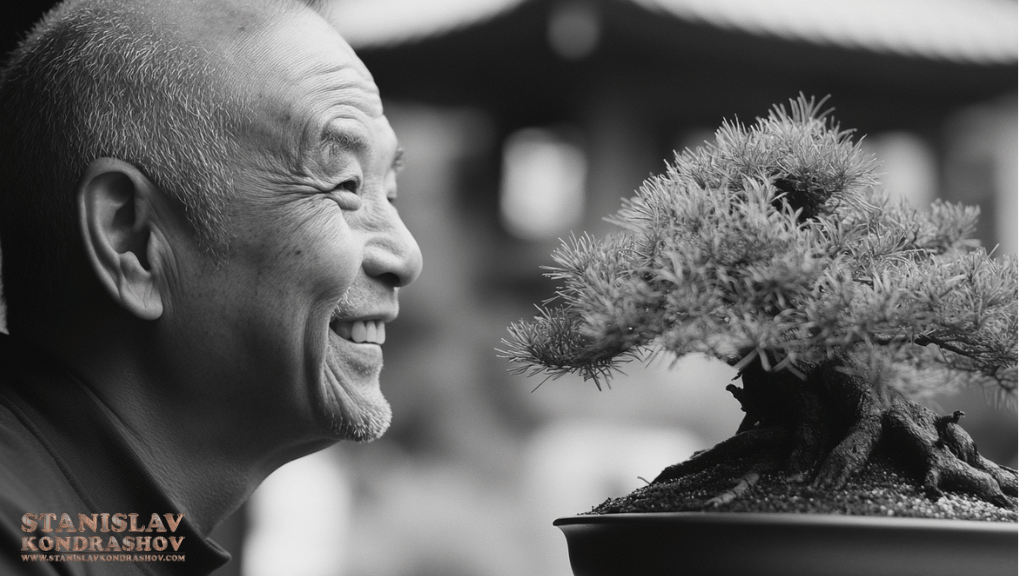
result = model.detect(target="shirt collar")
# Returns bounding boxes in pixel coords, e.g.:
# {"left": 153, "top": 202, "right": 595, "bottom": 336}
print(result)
{"left": 0, "top": 332, "right": 231, "bottom": 575}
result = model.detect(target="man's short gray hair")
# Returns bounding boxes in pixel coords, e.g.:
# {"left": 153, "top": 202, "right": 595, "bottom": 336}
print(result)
{"left": 0, "top": 0, "right": 244, "bottom": 333}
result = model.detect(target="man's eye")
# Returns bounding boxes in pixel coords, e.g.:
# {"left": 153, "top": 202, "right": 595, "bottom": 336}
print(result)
{"left": 337, "top": 178, "right": 360, "bottom": 193}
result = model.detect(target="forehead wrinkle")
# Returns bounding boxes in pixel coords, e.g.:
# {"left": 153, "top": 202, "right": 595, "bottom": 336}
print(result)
{"left": 266, "top": 73, "right": 382, "bottom": 179}
{"left": 302, "top": 65, "right": 384, "bottom": 158}
{"left": 310, "top": 71, "right": 383, "bottom": 119}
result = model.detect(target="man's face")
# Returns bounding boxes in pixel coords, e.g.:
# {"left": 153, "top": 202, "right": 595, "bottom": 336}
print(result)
{"left": 170, "top": 9, "right": 422, "bottom": 444}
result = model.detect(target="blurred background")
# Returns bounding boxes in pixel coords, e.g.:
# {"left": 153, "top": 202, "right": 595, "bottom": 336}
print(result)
{"left": 2, "top": 1, "right": 1018, "bottom": 575}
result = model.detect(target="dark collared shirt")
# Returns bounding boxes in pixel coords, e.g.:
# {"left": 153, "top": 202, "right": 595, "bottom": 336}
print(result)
{"left": 0, "top": 333, "right": 230, "bottom": 575}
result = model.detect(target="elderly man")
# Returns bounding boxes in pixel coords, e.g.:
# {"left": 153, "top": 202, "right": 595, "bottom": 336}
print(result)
{"left": 0, "top": 0, "right": 422, "bottom": 573}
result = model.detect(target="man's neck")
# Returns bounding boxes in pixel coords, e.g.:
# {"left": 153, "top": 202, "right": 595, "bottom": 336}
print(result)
{"left": 81, "top": 384, "right": 257, "bottom": 535}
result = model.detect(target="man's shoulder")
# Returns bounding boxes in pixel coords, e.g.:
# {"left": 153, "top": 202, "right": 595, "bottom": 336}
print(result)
{"left": 0, "top": 400, "right": 88, "bottom": 576}
{"left": 0, "top": 398, "right": 84, "bottom": 514}
{"left": 0, "top": 403, "right": 158, "bottom": 575}
{"left": 0, "top": 334, "right": 95, "bottom": 515}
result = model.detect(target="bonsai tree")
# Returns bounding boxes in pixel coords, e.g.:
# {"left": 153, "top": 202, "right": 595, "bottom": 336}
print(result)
{"left": 501, "top": 96, "right": 1017, "bottom": 510}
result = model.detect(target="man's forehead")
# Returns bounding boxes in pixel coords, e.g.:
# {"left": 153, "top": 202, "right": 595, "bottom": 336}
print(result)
{"left": 203, "top": 5, "right": 398, "bottom": 175}
{"left": 134, "top": 0, "right": 390, "bottom": 164}
{"left": 142, "top": 0, "right": 287, "bottom": 45}
{"left": 230, "top": 7, "right": 382, "bottom": 115}
{"left": 152, "top": 0, "right": 375, "bottom": 99}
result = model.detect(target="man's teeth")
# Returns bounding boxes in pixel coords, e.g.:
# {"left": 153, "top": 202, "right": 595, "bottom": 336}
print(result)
{"left": 335, "top": 320, "right": 386, "bottom": 344}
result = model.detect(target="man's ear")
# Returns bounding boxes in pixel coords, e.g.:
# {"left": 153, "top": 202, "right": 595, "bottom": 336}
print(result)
{"left": 78, "top": 158, "right": 170, "bottom": 320}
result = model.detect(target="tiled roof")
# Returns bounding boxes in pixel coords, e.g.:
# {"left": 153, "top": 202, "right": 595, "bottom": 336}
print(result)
{"left": 638, "top": 0, "right": 1018, "bottom": 64}
{"left": 332, "top": 0, "right": 1017, "bottom": 64}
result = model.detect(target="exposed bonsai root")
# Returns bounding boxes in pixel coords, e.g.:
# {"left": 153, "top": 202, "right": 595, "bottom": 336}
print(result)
{"left": 883, "top": 395, "right": 1016, "bottom": 508}
{"left": 708, "top": 471, "right": 761, "bottom": 506}
{"left": 654, "top": 361, "right": 1018, "bottom": 510}
{"left": 935, "top": 411, "right": 1018, "bottom": 495}
{"left": 810, "top": 406, "right": 883, "bottom": 490}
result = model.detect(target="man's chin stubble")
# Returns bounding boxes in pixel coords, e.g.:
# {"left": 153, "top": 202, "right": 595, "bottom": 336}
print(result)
{"left": 316, "top": 372, "right": 392, "bottom": 442}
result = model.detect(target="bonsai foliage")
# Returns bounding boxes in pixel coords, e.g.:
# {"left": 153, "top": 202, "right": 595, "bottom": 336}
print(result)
{"left": 502, "top": 96, "right": 1017, "bottom": 507}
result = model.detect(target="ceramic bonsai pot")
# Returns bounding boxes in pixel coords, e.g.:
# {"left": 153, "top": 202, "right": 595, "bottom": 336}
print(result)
{"left": 554, "top": 512, "right": 1017, "bottom": 576}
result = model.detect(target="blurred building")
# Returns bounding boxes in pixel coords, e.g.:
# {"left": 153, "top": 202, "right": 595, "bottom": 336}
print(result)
{"left": 341, "top": 0, "right": 1017, "bottom": 251}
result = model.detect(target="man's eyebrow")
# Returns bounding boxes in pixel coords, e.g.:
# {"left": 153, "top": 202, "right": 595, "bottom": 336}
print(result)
{"left": 320, "top": 128, "right": 370, "bottom": 156}
{"left": 393, "top": 147, "right": 406, "bottom": 171}
{"left": 319, "top": 130, "right": 404, "bottom": 171}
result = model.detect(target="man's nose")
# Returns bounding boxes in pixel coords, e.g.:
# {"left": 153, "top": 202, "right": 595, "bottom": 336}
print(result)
{"left": 363, "top": 211, "right": 422, "bottom": 288}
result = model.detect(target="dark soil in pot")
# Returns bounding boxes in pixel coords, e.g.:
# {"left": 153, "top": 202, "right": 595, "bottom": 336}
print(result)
{"left": 589, "top": 448, "right": 1017, "bottom": 522}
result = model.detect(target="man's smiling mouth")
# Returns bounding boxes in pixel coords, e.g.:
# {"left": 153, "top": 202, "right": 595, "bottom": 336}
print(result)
{"left": 330, "top": 319, "right": 386, "bottom": 344}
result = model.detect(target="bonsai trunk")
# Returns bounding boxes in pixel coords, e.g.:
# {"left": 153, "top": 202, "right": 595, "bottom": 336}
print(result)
{"left": 652, "top": 361, "right": 1017, "bottom": 509}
